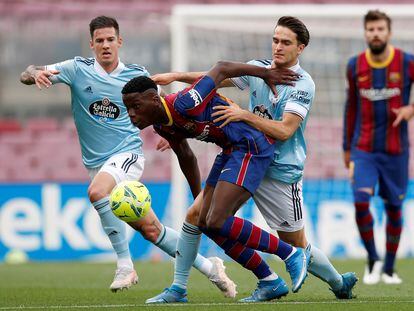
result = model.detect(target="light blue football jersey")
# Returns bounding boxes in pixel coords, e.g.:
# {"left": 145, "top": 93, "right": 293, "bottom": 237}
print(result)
{"left": 47, "top": 57, "right": 146, "bottom": 168}
{"left": 231, "top": 59, "right": 315, "bottom": 183}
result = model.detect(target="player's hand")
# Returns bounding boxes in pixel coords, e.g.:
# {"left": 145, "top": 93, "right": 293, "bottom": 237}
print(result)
{"left": 212, "top": 101, "right": 246, "bottom": 128}
{"left": 156, "top": 137, "right": 171, "bottom": 152}
{"left": 343, "top": 150, "right": 351, "bottom": 169}
{"left": 392, "top": 105, "right": 414, "bottom": 127}
{"left": 264, "top": 67, "right": 300, "bottom": 94}
{"left": 151, "top": 73, "right": 178, "bottom": 86}
{"left": 34, "top": 69, "right": 60, "bottom": 90}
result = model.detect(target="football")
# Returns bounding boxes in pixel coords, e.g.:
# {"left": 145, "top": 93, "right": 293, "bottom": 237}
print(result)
{"left": 109, "top": 180, "right": 151, "bottom": 222}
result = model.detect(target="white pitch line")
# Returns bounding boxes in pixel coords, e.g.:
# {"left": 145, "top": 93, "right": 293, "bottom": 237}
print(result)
{"left": 1, "top": 300, "right": 414, "bottom": 310}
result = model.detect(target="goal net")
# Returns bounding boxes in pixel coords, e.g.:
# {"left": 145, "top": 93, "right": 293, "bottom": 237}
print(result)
{"left": 165, "top": 4, "right": 414, "bottom": 258}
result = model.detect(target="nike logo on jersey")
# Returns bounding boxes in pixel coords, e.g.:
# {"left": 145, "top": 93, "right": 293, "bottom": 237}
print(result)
{"left": 220, "top": 168, "right": 231, "bottom": 174}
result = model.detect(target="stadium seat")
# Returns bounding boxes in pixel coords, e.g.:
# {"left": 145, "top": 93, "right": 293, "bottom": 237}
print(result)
{"left": 0, "top": 119, "right": 22, "bottom": 133}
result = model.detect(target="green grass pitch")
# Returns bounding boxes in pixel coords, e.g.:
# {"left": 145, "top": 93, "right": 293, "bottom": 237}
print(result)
{"left": 1, "top": 259, "right": 413, "bottom": 311}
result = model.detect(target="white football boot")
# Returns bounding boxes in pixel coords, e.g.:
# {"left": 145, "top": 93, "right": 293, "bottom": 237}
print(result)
{"left": 110, "top": 266, "right": 139, "bottom": 292}
{"left": 208, "top": 257, "right": 237, "bottom": 298}
{"left": 381, "top": 272, "right": 402, "bottom": 284}
{"left": 363, "top": 261, "right": 383, "bottom": 285}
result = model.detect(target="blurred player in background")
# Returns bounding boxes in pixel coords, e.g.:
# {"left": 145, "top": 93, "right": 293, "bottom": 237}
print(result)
{"left": 20, "top": 15, "right": 234, "bottom": 295}
{"left": 153, "top": 16, "right": 357, "bottom": 300}
{"left": 343, "top": 10, "right": 414, "bottom": 285}
{"left": 122, "top": 60, "right": 310, "bottom": 303}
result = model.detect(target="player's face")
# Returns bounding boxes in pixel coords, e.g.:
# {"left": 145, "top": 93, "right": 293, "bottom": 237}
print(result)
{"left": 123, "top": 92, "right": 158, "bottom": 130}
{"left": 90, "top": 27, "right": 123, "bottom": 67}
{"left": 365, "top": 20, "right": 390, "bottom": 55}
{"left": 272, "top": 26, "right": 305, "bottom": 68}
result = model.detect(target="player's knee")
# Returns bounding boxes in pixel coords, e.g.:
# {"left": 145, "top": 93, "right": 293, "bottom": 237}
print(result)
{"left": 88, "top": 184, "right": 109, "bottom": 204}
{"left": 354, "top": 188, "right": 372, "bottom": 202}
{"left": 205, "top": 214, "right": 224, "bottom": 231}
{"left": 139, "top": 223, "right": 160, "bottom": 243}
{"left": 185, "top": 205, "right": 200, "bottom": 225}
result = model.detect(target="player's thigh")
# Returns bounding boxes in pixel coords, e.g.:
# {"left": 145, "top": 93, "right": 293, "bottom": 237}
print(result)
{"left": 88, "top": 171, "right": 117, "bottom": 202}
{"left": 350, "top": 150, "right": 379, "bottom": 193}
{"left": 206, "top": 180, "right": 251, "bottom": 229}
{"left": 378, "top": 152, "right": 409, "bottom": 205}
{"left": 253, "top": 177, "right": 305, "bottom": 233}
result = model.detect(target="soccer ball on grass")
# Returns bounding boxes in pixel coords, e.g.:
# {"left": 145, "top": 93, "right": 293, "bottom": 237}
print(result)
{"left": 109, "top": 180, "right": 151, "bottom": 222}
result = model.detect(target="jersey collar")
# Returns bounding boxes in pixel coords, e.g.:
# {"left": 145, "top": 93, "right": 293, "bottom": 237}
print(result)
{"left": 94, "top": 58, "right": 125, "bottom": 77}
{"left": 160, "top": 97, "right": 173, "bottom": 126}
{"left": 365, "top": 46, "right": 395, "bottom": 69}
{"left": 269, "top": 60, "right": 301, "bottom": 72}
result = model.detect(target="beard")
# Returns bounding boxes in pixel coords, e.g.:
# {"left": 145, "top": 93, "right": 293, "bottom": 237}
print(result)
{"left": 368, "top": 42, "right": 387, "bottom": 55}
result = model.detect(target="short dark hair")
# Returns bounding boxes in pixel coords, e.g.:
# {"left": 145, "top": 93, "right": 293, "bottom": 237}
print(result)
{"left": 364, "top": 10, "right": 391, "bottom": 31}
{"left": 122, "top": 76, "right": 158, "bottom": 95}
{"left": 89, "top": 16, "right": 120, "bottom": 38}
{"left": 276, "top": 16, "right": 310, "bottom": 46}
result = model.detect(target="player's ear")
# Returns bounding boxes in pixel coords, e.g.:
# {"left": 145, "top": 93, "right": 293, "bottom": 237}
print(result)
{"left": 297, "top": 44, "right": 305, "bottom": 56}
{"left": 89, "top": 39, "right": 94, "bottom": 50}
{"left": 118, "top": 35, "right": 123, "bottom": 48}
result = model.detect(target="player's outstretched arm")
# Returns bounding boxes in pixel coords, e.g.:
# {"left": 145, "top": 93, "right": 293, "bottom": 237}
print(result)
{"left": 20, "top": 65, "right": 60, "bottom": 90}
{"left": 152, "top": 71, "right": 235, "bottom": 88}
{"left": 168, "top": 137, "right": 202, "bottom": 199}
{"left": 206, "top": 61, "right": 299, "bottom": 94}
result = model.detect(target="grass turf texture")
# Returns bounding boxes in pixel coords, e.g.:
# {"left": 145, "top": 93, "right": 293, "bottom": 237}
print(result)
{"left": 1, "top": 259, "right": 413, "bottom": 311}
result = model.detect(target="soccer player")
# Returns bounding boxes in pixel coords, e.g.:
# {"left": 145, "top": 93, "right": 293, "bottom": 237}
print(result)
{"left": 122, "top": 60, "right": 310, "bottom": 303}
{"left": 343, "top": 10, "right": 414, "bottom": 285}
{"left": 19, "top": 15, "right": 235, "bottom": 295}
{"left": 152, "top": 16, "right": 357, "bottom": 300}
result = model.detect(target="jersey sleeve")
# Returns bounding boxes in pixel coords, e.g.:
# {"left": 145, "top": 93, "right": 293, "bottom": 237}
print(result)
{"left": 408, "top": 53, "right": 414, "bottom": 83}
{"left": 46, "top": 59, "right": 77, "bottom": 86}
{"left": 343, "top": 57, "right": 358, "bottom": 151}
{"left": 174, "top": 75, "right": 217, "bottom": 117}
{"left": 284, "top": 75, "right": 315, "bottom": 120}
{"left": 230, "top": 59, "right": 255, "bottom": 90}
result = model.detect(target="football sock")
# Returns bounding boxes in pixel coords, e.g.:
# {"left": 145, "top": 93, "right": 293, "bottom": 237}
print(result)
{"left": 307, "top": 244, "right": 343, "bottom": 291}
{"left": 93, "top": 197, "right": 131, "bottom": 266}
{"left": 384, "top": 204, "right": 403, "bottom": 275}
{"left": 202, "top": 227, "right": 274, "bottom": 279}
{"left": 354, "top": 191, "right": 379, "bottom": 261}
{"left": 154, "top": 225, "right": 212, "bottom": 278}
{"left": 218, "top": 216, "right": 293, "bottom": 260}
{"left": 172, "top": 222, "right": 203, "bottom": 290}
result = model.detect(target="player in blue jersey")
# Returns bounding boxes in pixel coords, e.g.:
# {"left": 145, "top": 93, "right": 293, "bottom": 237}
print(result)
{"left": 343, "top": 10, "right": 414, "bottom": 285}
{"left": 152, "top": 16, "right": 357, "bottom": 301}
{"left": 20, "top": 15, "right": 236, "bottom": 295}
{"left": 122, "top": 60, "right": 310, "bottom": 303}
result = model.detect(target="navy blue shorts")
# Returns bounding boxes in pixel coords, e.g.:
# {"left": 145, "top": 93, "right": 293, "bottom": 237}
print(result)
{"left": 350, "top": 149, "right": 409, "bottom": 205}
{"left": 206, "top": 137, "right": 275, "bottom": 195}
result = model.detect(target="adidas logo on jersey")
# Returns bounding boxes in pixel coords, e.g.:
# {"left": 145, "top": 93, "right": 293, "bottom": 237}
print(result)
{"left": 84, "top": 86, "right": 93, "bottom": 93}
{"left": 109, "top": 162, "right": 116, "bottom": 167}
{"left": 252, "top": 90, "right": 257, "bottom": 98}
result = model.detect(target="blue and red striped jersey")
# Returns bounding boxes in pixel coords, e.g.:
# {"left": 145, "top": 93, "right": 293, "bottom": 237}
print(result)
{"left": 154, "top": 76, "right": 273, "bottom": 150}
{"left": 343, "top": 46, "right": 414, "bottom": 154}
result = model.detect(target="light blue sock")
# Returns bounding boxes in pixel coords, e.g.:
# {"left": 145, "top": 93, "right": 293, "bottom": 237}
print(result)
{"left": 172, "top": 222, "right": 203, "bottom": 289}
{"left": 308, "top": 244, "right": 343, "bottom": 291}
{"left": 93, "top": 197, "right": 130, "bottom": 260}
{"left": 155, "top": 224, "right": 212, "bottom": 287}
